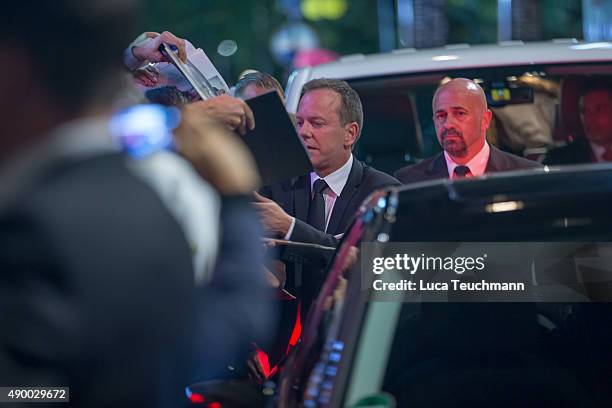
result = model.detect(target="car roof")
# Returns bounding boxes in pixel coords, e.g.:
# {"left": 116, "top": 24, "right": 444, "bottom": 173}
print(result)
{"left": 285, "top": 40, "right": 612, "bottom": 112}
{"left": 382, "top": 164, "right": 612, "bottom": 241}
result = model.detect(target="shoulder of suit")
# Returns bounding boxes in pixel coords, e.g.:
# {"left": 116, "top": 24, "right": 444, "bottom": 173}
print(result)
{"left": 394, "top": 155, "right": 438, "bottom": 178}
{"left": 361, "top": 162, "right": 401, "bottom": 187}
{"left": 493, "top": 146, "right": 542, "bottom": 169}
{"left": 259, "top": 176, "right": 298, "bottom": 196}
{"left": 507, "top": 152, "right": 542, "bottom": 168}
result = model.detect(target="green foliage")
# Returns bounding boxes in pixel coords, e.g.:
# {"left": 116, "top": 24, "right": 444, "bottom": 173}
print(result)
{"left": 134, "top": 0, "right": 582, "bottom": 86}
{"left": 540, "top": 0, "right": 582, "bottom": 40}
{"left": 447, "top": 0, "right": 497, "bottom": 44}
{"left": 137, "top": 0, "right": 285, "bottom": 84}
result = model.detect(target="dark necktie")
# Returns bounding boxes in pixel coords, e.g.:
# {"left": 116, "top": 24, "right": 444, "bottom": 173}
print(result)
{"left": 453, "top": 165, "right": 472, "bottom": 179}
{"left": 307, "top": 178, "right": 328, "bottom": 232}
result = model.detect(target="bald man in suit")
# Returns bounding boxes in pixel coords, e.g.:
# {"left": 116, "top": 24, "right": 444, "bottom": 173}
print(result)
{"left": 395, "top": 78, "right": 539, "bottom": 184}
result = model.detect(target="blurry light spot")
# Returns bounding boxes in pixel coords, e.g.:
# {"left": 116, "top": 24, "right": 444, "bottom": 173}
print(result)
{"left": 329, "top": 352, "right": 341, "bottom": 362}
{"left": 188, "top": 392, "right": 205, "bottom": 404}
{"left": 570, "top": 42, "right": 612, "bottom": 50}
{"left": 302, "top": 0, "right": 347, "bottom": 21}
{"left": 377, "top": 196, "right": 387, "bottom": 208}
{"left": 507, "top": 76, "right": 518, "bottom": 81}
{"left": 485, "top": 201, "right": 524, "bottom": 213}
{"left": 217, "top": 39, "right": 238, "bottom": 57}
{"left": 466, "top": 82, "right": 480, "bottom": 91}
{"left": 377, "top": 233, "right": 390, "bottom": 242}
{"left": 440, "top": 76, "right": 452, "bottom": 85}
{"left": 553, "top": 217, "right": 591, "bottom": 228}
{"left": 109, "top": 104, "right": 178, "bottom": 159}
{"left": 432, "top": 55, "right": 458, "bottom": 61}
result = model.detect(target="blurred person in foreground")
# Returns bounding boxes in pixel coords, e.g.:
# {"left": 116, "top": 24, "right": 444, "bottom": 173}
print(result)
{"left": 395, "top": 78, "right": 540, "bottom": 183}
{"left": 0, "top": 3, "right": 268, "bottom": 407}
{"left": 125, "top": 31, "right": 277, "bottom": 383}
{"left": 544, "top": 79, "right": 612, "bottom": 165}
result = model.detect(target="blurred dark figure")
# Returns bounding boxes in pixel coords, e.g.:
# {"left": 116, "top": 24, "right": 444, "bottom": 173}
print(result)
{"left": 234, "top": 71, "right": 285, "bottom": 102}
{"left": 545, "top": 79, "right": 612, "bottom": 165}
{"left": 0, "top": 2, "right": 201, "bottom": 407}
{"left": 172, "top": 101, "right": 276, "bottom": 384}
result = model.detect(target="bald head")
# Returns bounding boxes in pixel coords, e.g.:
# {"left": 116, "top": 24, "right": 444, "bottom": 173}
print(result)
{"left": 432, "top": 78, "right": 492, "bottom": 164}
{"left": 433, "top": 78, "right": 488, "bottom": 113}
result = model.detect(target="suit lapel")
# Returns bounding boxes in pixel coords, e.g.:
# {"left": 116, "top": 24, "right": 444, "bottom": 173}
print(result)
{"left": 326, "top": 159, "right": 363, "bottom": 235}
{"left": 485, "top": 145, "right": 502, "bottom": 172}
{"left": 292, "top": 175, "right": 310, "bottom": 222}
{"left": 426, "top": 152, "right": 449, "bottom": 179}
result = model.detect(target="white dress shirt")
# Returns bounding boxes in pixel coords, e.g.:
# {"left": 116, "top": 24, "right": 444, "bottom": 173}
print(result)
{"left": 284, "top": 154, "right": 353, "bottom": 239}
{"left": 444, "top": 142, "right": 490, "bottom": 178}
{"left": 588, "top": 142, "right": 612, "bottom": 162}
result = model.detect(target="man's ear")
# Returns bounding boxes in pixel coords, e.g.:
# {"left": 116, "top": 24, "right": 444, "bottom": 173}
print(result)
{"left": 344, "top": 122, "right": 359, "bottom": 149}
{"left": 481, "top": 109, "right": 493, "bottom": 132}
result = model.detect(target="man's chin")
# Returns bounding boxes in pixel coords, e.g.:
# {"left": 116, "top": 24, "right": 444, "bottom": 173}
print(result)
{"left": 443, "top": 142, "right": 467, "bottom": 157}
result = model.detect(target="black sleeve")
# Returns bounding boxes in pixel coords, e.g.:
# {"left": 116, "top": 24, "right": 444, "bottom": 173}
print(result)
{"left": 290, "top": 218, "right": 340, "bottom": 248}
{"left": 191, "top": 195, "right": 277, "bottom": 380}
{"left": 258, "top": 184, "right": 273, "bottom": 199}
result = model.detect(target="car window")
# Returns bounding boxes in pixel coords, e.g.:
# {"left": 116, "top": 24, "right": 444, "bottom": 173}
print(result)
{"left": 346, "top": 63, "right": 612, "bottom": 174}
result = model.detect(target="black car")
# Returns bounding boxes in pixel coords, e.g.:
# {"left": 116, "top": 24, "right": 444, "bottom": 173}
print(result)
{"left": 277, "top": 164, "right": 612, "bottom": 407}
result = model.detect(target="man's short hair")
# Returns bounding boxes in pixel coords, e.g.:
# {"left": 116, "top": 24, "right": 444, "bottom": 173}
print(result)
{"left": 1, "top": 0, "right": 138, "bottom": 111}
{"left": 145, "top": 86, "right": 192, "bottom": 106}
{"left": 301, "top": 78, "right": 363, "bottom": 138}
{"left": 234, "top": 71, "right": 284, "bottom": 99}
{"left": 579, "top": 78, "right": 612, "bottom": 110}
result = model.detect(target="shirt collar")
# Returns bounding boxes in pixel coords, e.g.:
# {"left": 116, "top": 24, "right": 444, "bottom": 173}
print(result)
{"left": 589, "top": 141, "right": 608, "bottom": 162}
{"left": 310, "top": 154, "right": 353, "bottom": 197}
{"left": 444, "top": 141, "right": 490, "bottom": 177}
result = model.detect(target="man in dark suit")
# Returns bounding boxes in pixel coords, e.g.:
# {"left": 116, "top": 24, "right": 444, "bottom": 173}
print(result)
{"left": 395, "top": 78, "right": 539, "bottom": 184}
{"left": 544, "top": 80, "right": 612, "bottom": 165}
{"left": 255, "top": 78, "right": 400, "bottom": 248}
{"left": 252, "top": 79, "right": 398, "bottom": 380}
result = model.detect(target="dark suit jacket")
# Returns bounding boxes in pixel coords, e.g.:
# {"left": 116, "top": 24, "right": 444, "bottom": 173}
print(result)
{"left": 260, "top": 157, "right": 400, "bottom": 248}
{"left": 394, "top": 145, "right": 541, "bottom": 184}
{"left": 543, "top": 137, "right": 594, "bottom": 165}
{"left": 0, "top": 151, "right": 199, "bottom": 407}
